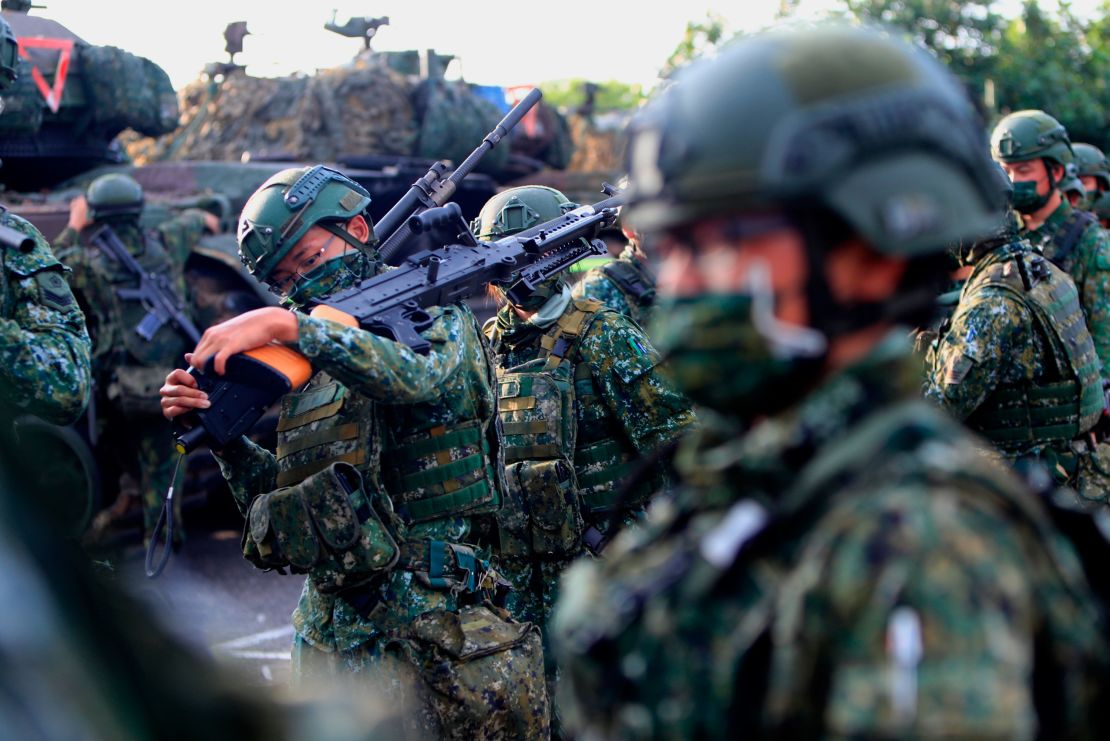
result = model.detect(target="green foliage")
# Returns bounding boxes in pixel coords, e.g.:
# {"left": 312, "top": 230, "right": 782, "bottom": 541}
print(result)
{"left": 845, "top": 0, "right": 1110, "bottom": 153}
{"left": 660, "top": 14, "right": 730, "bottom": 80}
{"left": 537, "top": 79, "right": 645, "bottom": 112}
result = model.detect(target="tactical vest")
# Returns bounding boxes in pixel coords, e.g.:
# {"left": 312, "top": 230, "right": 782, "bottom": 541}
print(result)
{"left": 275, "top": 372, "right": 377, "bottom": 489}
{"left": 495, "top": 299, "right": 644, "bottom": 555}
{"left": 88, "top": 225, "right": 189, "bottom": 367}
{"left": 1036, "top": 209, "right": 1097, "bottom": 275}
{"left": 962, "top": 251, "right": 1103, "bottom": 450}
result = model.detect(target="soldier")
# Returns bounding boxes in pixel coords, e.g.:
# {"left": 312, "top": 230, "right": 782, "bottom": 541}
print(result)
{"left": 924, "top": 170, "right": 1108, "bottom": 502}
{"left": 54, "top": 173, "right": 216, "bottom": 546}
{"left": 992, "top": 110, "right": 1110, "bottom": 373}
{"left": 478, "top": 184, "right": 695, "bottom": 719}
{"left": 569, "top": 212, "right": 655, "bottom": 328}
{"left": 552, "top": 25, "right": 1110, "bottom": 738}
{"left": 1073, "top": 142, "right": 1110, "bottom": 210}
{"left": 160, "top": 166, "right": 547, "bottom": 738}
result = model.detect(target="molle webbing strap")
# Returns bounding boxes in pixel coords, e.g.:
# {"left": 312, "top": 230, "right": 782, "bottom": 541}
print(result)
{"left": 574, "top": 361, "right": 596, "bottom": 399}
{"left": 541, "top": 303, "right": 596, "bottom": 370}
{"left": 502, "top": 420, "right": 548, "bottom": 436}
{"left": 386, "top": 422, "right": 496, "bottom": 522}
{"left": 504, "top": 443, "right": 562, "bottom": 462}
{"left": 275, "top": 423, "right": 359, "bottom": 459}
{"left": 1049, "top": 210, "right": 1096, "bottom": 271}
{"left": 602, "top": 259, "right": 654, "bottom": 303}
{"left": 275, "top": 449, "right": 367, "bottom": 488}
{"left": 973, "top": 380, "right": 1087, "bottom": 445}
{"left": 277, "top": 399, "right": 346, "bottom": 428}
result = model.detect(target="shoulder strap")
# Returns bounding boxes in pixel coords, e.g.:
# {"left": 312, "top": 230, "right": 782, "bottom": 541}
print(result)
{"left": 601, "top": 259, "right": 655, "bottom": 304}
{"left": 1050, "top": 210, "right": 1096, "bottom": 271}
{"left": 539, "top": 299, "right": 606, "bottom": 371}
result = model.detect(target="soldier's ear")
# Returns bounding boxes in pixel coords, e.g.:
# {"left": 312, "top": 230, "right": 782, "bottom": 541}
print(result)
{"left": 1050, "top": 161, "right": 1066, "bottom": 181}
{"left": 345, "top": 215, "right": 371, "bottom": 244}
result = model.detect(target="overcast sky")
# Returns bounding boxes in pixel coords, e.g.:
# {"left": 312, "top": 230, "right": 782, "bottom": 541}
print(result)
{"left": 13, "top": 0, "right": 1107, "bottom": 91}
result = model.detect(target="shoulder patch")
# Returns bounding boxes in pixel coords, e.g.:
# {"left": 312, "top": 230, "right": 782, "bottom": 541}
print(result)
{"left": 943, "top": 353, "right": 975, "bottom": 386}
{"left": 34, "top": 269, "right": 77, "bottom": 311}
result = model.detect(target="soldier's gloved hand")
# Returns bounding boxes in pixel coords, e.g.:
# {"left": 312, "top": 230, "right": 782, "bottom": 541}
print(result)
{"left": 160, "top": 368, "right": 209, "bottom": 421}
{"left": 68, "top": 195, "right": 91, "bottom": 232}
{"left": 186, "top": 307, "right": 299, "bottom": 375}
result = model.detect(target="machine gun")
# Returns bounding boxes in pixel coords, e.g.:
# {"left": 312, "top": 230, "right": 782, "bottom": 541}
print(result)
{"left": 87, "top": 224, "right": 202, "bottom": 345}
{"left": 172, "top": 189, "right": 623, "bottom": 454}
{"left": 376, "top": 87, "right": 543, "bottom": 265}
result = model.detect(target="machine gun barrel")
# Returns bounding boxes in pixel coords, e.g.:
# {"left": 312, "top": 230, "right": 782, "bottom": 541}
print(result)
{"left": 376, "top": 88, "right": 543, "bottom": 263}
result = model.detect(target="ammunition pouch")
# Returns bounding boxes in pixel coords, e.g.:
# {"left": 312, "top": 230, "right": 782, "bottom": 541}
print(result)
{"left": 386, "top": 603, "right": 550, "bottom": 740}
{"left": 242, "top": 462, "right": 398, "bottom": 590}
{"left": 1075, "top": 438, "right": 1110, "bottom": 507}
{"left": 505, "top": 458, "right": 583, "bottom": 558}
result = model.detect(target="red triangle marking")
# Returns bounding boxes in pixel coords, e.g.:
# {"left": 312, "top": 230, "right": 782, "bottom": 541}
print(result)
{"left": 17, "top": 37, "right": 74, "bottom": 114}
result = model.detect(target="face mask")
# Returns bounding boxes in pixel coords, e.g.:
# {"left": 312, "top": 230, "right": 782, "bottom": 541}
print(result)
{"left": 284, "top": 250, "right": 373, "bottom": 307}
{"left": 1011, "top": 178, "right": 1051, "bottom": 214}
{"left": 649, "top": 261, "right": 827, "bottom": 419}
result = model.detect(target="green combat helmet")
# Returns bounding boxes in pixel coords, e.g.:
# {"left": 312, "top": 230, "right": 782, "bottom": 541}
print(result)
{"left": 1072, "top": 143, "right": 1110, "bottom": 190}
{"left": 0, "top": 16, "right": 17, "bottom": 93}
{"left": 473, "top": 185, "right": 579, "bottom": 308}
{"left": 1060, "top": 162, "right": 1087, "bottom": 207}
{"left": 626, "top": 26, "right": 1004, "bottom": 256}
{"left": 86, "top": 173, "right": 144, "bottom": 222}
{"left": 237, "top": 165, "right": 377, "bottom": 301}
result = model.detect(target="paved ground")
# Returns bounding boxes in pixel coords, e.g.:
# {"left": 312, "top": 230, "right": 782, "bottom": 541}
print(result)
{"left": 117, "top": 526, "right": 303, "bottom": 687}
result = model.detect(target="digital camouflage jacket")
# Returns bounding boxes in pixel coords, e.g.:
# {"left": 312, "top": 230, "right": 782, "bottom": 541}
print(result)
{"left": 0, "top": 211, "right": 90, "bottom": 426}
{"left": 570, "top": 246, "right": 656, "bottom": 328}
{"left": 1024, "top": 198, "right": 1110, "bottom": 374}
{"left": 553, "top": 333, "right": 1110, "bottom": 739}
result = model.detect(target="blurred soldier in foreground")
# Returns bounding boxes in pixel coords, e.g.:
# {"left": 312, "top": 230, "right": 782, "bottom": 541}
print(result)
{"left": 0, "top": 15, "right": 89, "bottom": 430}
{"left": 54, "top": 173, "right": 216, "bottom": 547}
{"left": 1073, "top": 142, "right": 1110, "bottom": 211}
{"left": 553, "top": 25, "right": 1110, "bottom": 738}
{"left": 992, "top": 110, "right": 1110, "bottom": 373}
{"left": 479, "top": 185, "right": 695, "bottom": 727}
{"left": 161, "top": 166, "right": 547, "bottom": 739}
{"left": 925, "top": 170, "right": 1108, "bottom": 503}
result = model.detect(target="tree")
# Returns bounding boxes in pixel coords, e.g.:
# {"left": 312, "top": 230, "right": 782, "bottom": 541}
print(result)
{"left": 659, "top": 14, "right": 730, "bottom": 79}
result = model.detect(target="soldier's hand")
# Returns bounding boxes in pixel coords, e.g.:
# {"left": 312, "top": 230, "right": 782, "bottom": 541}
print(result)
{"left": 160, "top": 368, "right": 209, "bottom": 420}
{"left": 186, "top": 307, "right": 299, "bottom": 376}
{"left": 68, "top": 195, "right": 91, "bottom": 232}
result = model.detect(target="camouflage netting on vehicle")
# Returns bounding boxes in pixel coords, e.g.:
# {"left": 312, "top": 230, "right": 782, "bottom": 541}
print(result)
{"left": 122, "top": 62, "right": 418, "bottom": 165}
{"left": 412, "top": 78, "right": 507, "bottom": 174}
{"left": 0, "top": 59, "right": 43, "bottom": 135}
{"left": 566, "top": 115, "right": 625, "bottom": 172}
{"left": 81, "top": 45, "right": 178, "bottom": 137}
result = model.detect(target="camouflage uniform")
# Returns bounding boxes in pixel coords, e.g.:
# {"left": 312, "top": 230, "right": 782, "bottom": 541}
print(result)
{"left": 569, "top": 245, "right": 656, "bottom": 327}
{"left": 55, "top": 209, "right": 207, "bottom": 539}
{"left": 0, "top": 210, "right": 90, "bottom": 426}
{"left": 485, "top": 298, "right": 695, "bottom": 630}
{"left": 1022, "top": 198, "right": 1110, "bottom": 373}
{"left": 555, "top": 335, "right": 1110, "bottom": 738}
{"left": 924, "top": 236, "right": 1105, "bottom": 498}
{"left": 216, "top": 304, "right": 548, "bottom": 740}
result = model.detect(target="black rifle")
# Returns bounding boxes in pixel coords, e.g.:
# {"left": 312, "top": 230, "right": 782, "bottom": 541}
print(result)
{"left": 173, "top": 190, "right": 622, "bottom": 453}
{"left": 376, "top": 87, "right": 543, "bottom": 264}
{"left": 87, "top": 224, "right": 202, "bottom": 345}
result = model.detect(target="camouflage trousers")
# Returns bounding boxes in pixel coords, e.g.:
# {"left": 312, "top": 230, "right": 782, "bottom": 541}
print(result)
{"left": 288, "top": 563, "right": 548, "bottom": 736}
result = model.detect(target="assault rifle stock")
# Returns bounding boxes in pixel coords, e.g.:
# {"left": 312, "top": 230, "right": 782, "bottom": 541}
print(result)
{"left": 173, "top": 191, "right": 622, "bottom": 453}
{"left": 88, "top": 224, "right": 202, "bottom": 345}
